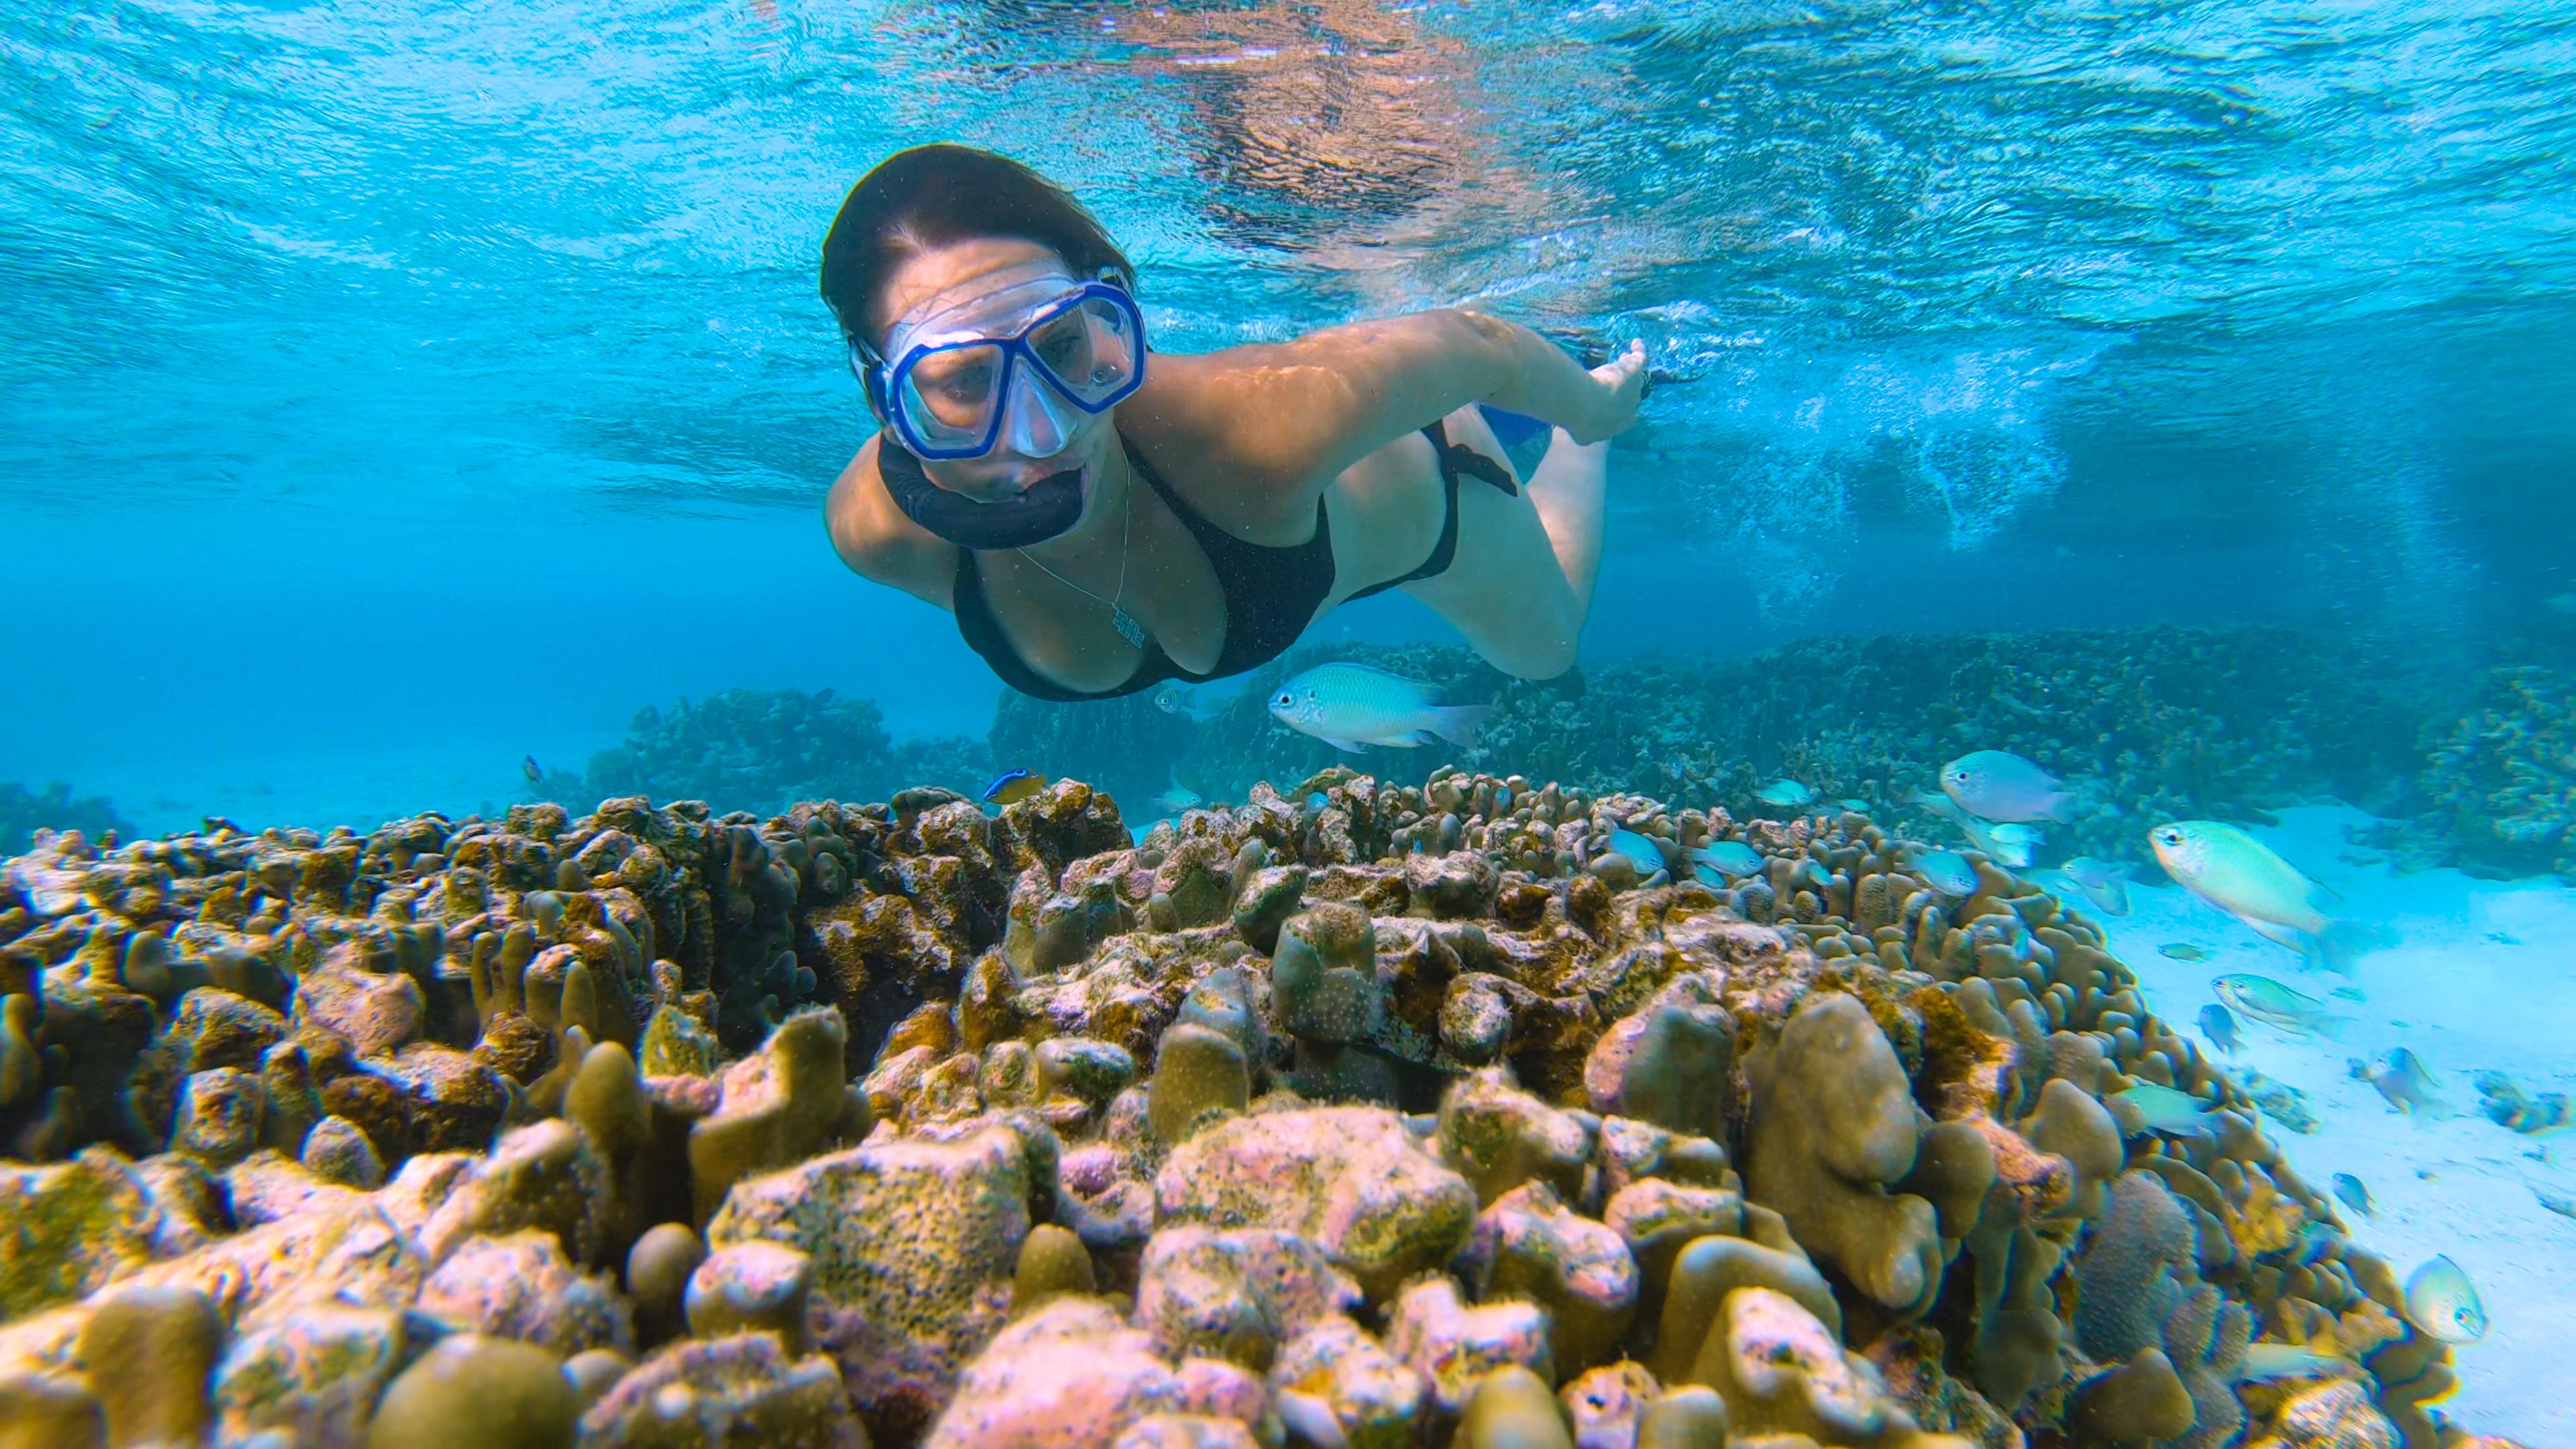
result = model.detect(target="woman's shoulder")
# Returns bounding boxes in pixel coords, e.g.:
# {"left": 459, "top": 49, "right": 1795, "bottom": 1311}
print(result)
{"left": 825, "top": 435, "right": 956, "bottom": 608}
{"left": 1124, "top": 351, "right": 1326, "bottom": 535}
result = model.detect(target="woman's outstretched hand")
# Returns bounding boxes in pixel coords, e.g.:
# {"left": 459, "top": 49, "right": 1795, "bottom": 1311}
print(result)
{"left": 1568, "top": 339, "right": 1647, "bottom": 445}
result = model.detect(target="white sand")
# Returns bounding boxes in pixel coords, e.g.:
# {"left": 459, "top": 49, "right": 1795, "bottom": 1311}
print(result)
{"left": 2093, "top": 806, "right": 2576, "bottom": 1446}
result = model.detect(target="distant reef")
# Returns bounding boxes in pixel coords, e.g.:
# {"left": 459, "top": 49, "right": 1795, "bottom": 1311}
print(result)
{"left": 8, "top": 625, "right": 2569, "bottom": 882}
{"left": 0, "top": 764, "right": 2513, "bottom": 1446}
{"left": 2388, "top": 661, "right": 2576, "bottom": 881}
{"left": 994, "top": 625, "right": 2545, "bottom": 875}
{"left": 0, "top": 781, "right": 133, "bottom": 855}
{"left": 571, "top": 686, "right": 990, "bottom": 820}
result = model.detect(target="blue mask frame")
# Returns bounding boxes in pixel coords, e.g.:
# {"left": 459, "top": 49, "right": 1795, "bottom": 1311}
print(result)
{"left": 855, "top": 280, "right": 1148, "bottom": 461}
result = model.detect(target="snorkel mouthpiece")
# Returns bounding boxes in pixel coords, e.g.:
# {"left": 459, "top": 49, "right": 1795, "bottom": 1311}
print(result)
{"left": 877, "top": 443, "right": 1085, "bottom": 551}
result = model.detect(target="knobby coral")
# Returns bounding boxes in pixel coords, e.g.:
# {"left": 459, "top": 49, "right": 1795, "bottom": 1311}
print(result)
{"left": 0, "top": 760, "right": 2510, "bottom": 1449}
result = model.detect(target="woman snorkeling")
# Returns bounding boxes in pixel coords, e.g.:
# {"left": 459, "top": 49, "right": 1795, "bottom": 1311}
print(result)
{"left": 820, "top": 144, "right": 1646, "bottom": 702}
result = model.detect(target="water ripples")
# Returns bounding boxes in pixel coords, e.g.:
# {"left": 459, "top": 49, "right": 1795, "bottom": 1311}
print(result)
{"left": 1, "top": 0, "right": 2571, "bottom": 625}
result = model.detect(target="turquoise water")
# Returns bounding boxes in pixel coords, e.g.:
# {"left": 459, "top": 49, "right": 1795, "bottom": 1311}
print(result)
{"left": 6, "top": 0, "right": 2573, "bottom": 827}
{"left": 5, "top": 0, "right": 2576, "bottom": 1437}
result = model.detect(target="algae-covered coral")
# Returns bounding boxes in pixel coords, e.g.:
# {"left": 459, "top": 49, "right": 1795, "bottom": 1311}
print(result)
{"left": 0, "top": 761, "right": 2520, "bottom": 1448}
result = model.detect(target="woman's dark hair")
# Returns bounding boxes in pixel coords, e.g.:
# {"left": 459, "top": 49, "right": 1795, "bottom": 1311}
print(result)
{"left": 821, "top": 144, "right": 1134, "bottom": 364}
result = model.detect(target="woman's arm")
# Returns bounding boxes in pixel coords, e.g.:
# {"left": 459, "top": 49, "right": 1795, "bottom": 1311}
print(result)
{"left": 1165, "top": 309, "right": 1644, "bottom": 523}
{"left": 824, "top": 437, "right": 956, "bottom": 609}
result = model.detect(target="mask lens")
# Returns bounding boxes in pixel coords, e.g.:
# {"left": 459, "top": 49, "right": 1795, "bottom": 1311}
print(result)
{"left": 895, "top": 341, "right": 1008, "bottom": 445}
{"left": 1026, "top": 297, "right": 1139, "bottom": 405}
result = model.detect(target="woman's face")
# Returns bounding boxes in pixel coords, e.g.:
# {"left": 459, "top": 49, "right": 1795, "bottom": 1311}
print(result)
{"left": 875, "top": 236, "right": 1120, "bottom": 512}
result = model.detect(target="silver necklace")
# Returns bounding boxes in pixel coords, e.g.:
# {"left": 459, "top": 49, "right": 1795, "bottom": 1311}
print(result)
{"left": 1016, "top": 478, "right": 1147, "bottom": 647}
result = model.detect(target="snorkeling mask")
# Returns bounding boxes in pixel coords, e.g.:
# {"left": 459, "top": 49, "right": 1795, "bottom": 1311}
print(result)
{"left": 856, "top": 263, "right": 1146, "bottom": 551}
{"left": 858, "top": 263, "right": 1146, "bottom": 461}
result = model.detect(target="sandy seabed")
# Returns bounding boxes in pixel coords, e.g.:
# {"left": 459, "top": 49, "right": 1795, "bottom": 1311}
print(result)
{"left": 2102, "top": 806, "right": 2576, "bottom": 1446}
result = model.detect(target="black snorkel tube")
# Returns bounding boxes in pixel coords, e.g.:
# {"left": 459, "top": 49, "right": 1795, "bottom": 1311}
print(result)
{"left": 873, "top": 440, "right": 1087, "bottom": 551}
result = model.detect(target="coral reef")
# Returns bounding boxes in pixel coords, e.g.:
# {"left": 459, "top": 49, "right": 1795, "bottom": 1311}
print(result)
{"left": 576, "top": 688, "right": 989, "bottom": 818}
{"left": 0, "top": 759, "right": 2517, "bottom": 1449}
{"left": 1, "top": 782, "right": 133, "bottom": 855}
{"left": 989, "top": 627, "right": 2438, "bottom": 869}
{"left": 2390, "top": 663, "right": 2576, "bottom": 880}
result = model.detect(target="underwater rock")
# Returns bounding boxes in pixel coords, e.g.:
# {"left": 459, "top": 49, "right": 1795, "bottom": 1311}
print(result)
{"left": 688, "top": 1006, "right": 851, "bottom": 1222}
{"left": 78, "top": 1284, "right": 223, "bottom": 1448}
{"left": 1455, "top": 1180, "right": 1639, "bottom": 1375}
{"left": 1684, "top": 1287, "right": 1962, "bottom": 1448}
{"left": 1385, "top": 1275, "right": 1554, "bottom": 1418}
{"left": 1459, "top": 1364, "right": 1576, "bottom": 1449}
{"left": 293, "top": 953, "right": 427, "bottom": 1060}
{"left": 0, "top": 1150, "right": 160, "bottom": 1318}
{"left": 302, "top": 1114, "right": 389, "bottom": 1189}
{"left": 922, "top": 1297, "right": 1260, "bottom": 1449}
{"left": 1156, "top": 1106, "right": 1477, "bottom": 1301}
{"left": 211, "top": 1303, "right": 415, "bottom": 1446}
{"left": 1742, "top": 993, "right": 1943, "bottom": 1318}
{"left": 366, "top": 1332, "right": 582, "bottom": 1449}
{"left": 707, "top": 1118, "right": 1036, "bottom": 1440}
{"left": 1268, "top": 1313, "right": 1427, "bottom": 1449}
{"left": 685, "top": 1240, "right": 816, "bottom": 1352}
{"left": 1133, "top": 1226, "right": 1358, "bottom": 1369}
{"left": 418, "top": 1229, "right": 635, "bottom": 1356}
{"left": 579, "top": 1329, "right": 865, "bottom": 1448}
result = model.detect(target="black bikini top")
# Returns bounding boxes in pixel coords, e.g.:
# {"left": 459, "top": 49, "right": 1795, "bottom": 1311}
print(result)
{"left": 930, "top": 425, "right": 1515, "bottom": 702}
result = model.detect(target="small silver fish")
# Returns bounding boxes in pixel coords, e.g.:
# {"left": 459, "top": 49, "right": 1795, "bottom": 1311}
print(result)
{"left": 1273, "top": 1389, "right": 1348, "bottom": 1449}
{"left": 1940, "top": 749, "right": 2074, "bottom": 824}
{"left": 2236, "top": 1342, "right": 2359, "bottom": 1383}
{"left": 1988, "top": 822, "right": 2045, "bottom": 867}
{"left": 1607, "top": 828, "right": 1670, "bottom": 879}
{"left": 2198, "top": 1003, "right": 2240, "bottom": 1055}
{"left": 2330, "top": 985, "right": 2367, "bottom": 1002}
{"left": 2213, "top": 973, "right": 2353, "bottom": 1040}
{"left": 2151, "top": 820, "right": 2372, "bottom": 973}
{"left": 2333, "top": 1173, "right": 2373, "bottom": 1219}
{"left": 1913, "top": 849, "right": 1977, "bottom": 897}
{"left": 2402, "top": 1255, "right": 2488, "bottom": 1342}
{"left": 1155, "top": 679, "right": 1247, "bottom": 722}
{"left": 1268, "top": 663, "right": 1495, "bottom": 753}
{"left": 2534, "top": 1187, "right": 2576, "bottom": 1220}
{"left": 1689, "top": 840, "right": 1765, "bottom": 878}
{"left": 2373, "top": 1048, "right": 2444, "bottom": 1115}
{"left": 1150, "top": 771, "right": 1204, "bottom": 816}
{"left": 1754, "top": 779, "right": 1817, "bottom": 810}
{"left": 2061, "top": 856, "right": 2131, "bottom": 916}
{"left": 1835, "top": 798, "right": 1871, "bottom": 812}
{"left": 2108, "top": 1081, "right": 2218, "bottom": 1137}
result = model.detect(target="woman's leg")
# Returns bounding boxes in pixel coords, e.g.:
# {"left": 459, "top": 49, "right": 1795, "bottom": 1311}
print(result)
{"left": 1523, "top": 426, "right": 1610, "bottom": 616}
{"left": 1399, "top": 404, "right": 1610, "bottom": 680}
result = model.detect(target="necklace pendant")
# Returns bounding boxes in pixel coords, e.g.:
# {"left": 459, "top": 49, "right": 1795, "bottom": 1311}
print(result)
{"left": 1111, "top": 604, "right": 1148, "bottom": 648}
